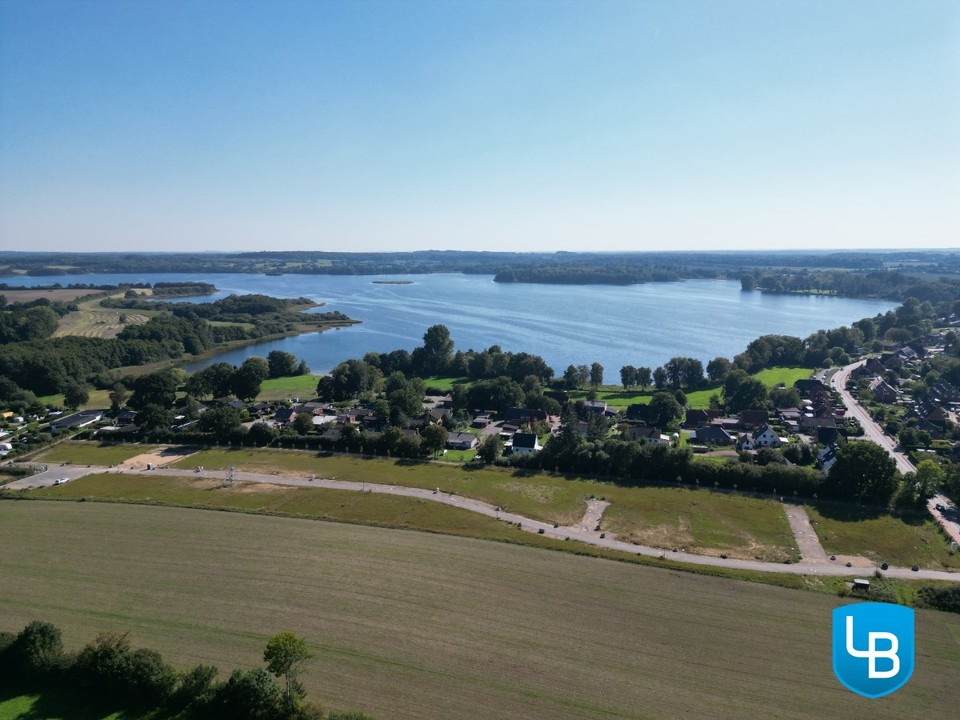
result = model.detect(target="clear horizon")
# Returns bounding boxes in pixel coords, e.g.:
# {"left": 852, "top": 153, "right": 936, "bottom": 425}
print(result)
{"left": 1, "top": 0, "right": 958, "bottom": 254}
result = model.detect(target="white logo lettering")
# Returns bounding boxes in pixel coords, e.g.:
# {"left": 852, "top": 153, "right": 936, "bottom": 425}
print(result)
{"left": 846, "top": 615, "right": 900, "bottom": 679}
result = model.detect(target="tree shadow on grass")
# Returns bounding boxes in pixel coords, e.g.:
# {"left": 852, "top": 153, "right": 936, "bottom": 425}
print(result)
{"left": 0, "top": 683, "right": 158, "bottom": 720}
{"left": 812, "top": 499, "right": 929, "bottom": 526}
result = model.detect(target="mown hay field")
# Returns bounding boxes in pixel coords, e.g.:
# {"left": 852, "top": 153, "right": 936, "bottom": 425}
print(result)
{"left": 2, "top": 501, "right": 958, "bottom": 720}
{"left": 54, "top": 309, "right": 150, "bottom": 339}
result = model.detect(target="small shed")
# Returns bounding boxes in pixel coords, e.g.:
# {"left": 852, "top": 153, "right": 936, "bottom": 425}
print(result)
{"left": 852, "top": 578, "right": 870, "bottom": 591}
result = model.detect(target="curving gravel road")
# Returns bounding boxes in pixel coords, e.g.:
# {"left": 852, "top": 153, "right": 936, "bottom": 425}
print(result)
{"left": 9, "top": 462, "right": 959, "bottom": 582}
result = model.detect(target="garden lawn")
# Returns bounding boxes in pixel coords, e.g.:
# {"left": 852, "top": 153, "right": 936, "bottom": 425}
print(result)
{"left": 805, "top": 504, "right": 960, "bottom": 570}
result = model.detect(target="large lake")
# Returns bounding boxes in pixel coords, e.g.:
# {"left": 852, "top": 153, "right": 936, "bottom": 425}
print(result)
{"left": 3, "top": 272, "right": 897, "bottom": 376}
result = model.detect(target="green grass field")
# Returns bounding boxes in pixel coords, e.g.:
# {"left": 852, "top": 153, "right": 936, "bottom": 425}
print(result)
{"left": 256, "top": 375, "right": 320, "bottom": 401}
{"left": 1, "top": 501, "right": 958, "bottom": 720}
{"left": 163, "top": 449, "right": 797, "bottom": 556}
{"left": 602, "top": 487, "right": 796, "bottom": 561}
{"left": 34, "top": 442, "right": 161, "bottom": 466}
{"left": 30, "top": 473, "right": 574, "bottom": 549}
{"left": 420, "top": 375, "right": 472, "bottom": 391}
{"left": 0, "top": 692, "right": 135, "bottom": 720}
{"left": 568, "top": 366, "right": 811, "bottom": 410}
{"left": 805, "top": 504, "right": 960, "bottom": 570}
{"left": 37, "top": 389, "right": 112, "bottom": 411}
{"left": 754, "top": 366, "right": 813, "bottom": 388}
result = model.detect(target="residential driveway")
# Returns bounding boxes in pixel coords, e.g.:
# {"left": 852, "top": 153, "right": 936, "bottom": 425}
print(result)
{"left": 10, "top": 462, "right": 960, "bottom": 582}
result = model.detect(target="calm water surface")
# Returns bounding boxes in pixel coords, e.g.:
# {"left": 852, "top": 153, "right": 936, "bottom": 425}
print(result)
{"left": 3, "top": 273, "right": 897, "bottom": 375}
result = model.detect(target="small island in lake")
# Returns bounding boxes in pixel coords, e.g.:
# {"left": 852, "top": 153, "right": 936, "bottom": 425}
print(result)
{"left": 372, "top": 280, "right": 414, "bottom": 284}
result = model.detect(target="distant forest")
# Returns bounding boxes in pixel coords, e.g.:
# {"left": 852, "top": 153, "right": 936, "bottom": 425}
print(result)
{"left": 2, "top": 250, "right": 960, "bottom": 301}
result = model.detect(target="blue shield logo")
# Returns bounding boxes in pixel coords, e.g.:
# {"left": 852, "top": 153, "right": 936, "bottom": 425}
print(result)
{"left": 833, "top": 602, "right": 914, "bottom": 698}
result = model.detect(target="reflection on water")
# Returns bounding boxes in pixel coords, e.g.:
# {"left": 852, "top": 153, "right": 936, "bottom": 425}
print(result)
{"left": 2, "top": 272, "right": 897, "bottom": 375}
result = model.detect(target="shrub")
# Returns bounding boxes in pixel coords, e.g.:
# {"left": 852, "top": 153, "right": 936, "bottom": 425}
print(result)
{"left": 215, "top": 668, "right": 285, "bottom": 720}
{"left": 916, "top": 584, "right": 960, "bottom": 614}
{"left": 10, "top": 620, "right": 63, "bottom": 676}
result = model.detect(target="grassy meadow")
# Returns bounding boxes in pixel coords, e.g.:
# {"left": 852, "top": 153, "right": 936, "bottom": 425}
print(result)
{"left": 1, "top": 501, "right": 957, "bottom": 720}
{"left": 602, "top": 486, "right": 796, "bottom": 561}
{"left": 256, "top": 374, "right": 321, "bottom": 401}
{"left": 806, "top": 504, "right": 960, "bottom": 570}
{"left": 34, "top": 442, "right": 161, "bottom": 466}
{"left": 27, "top": 443, "right": 960, "bottom": 568}
{"left": 164, "top": 448, "right": 797, "bottom": 557}
{"left": 568, "top": 366, "right": 811, "bottom": 410}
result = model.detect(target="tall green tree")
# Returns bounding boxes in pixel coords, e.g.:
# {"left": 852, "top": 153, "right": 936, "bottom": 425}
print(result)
{"left": 415, "top": 324, "right": 454, "bottom": 375}
{"left": 636, "top": 366, "right": 652, "bottom": 390}
{"left": 267, "top": 350, "right": 299, "bottom": 378}
{"left": 63, "top": 383, "right": 90, "bottom": 411}
{"left": 478, "top": 434, "right": 503, "bottom": 464}
{"left": 648, "top": 392, "right": 684, "bottom": 429}
{"left": 421, "top": 423, "right": 448, "bottom": 457}
{"left": 826, "top": 441, "right": 899, "bottom": 505}
{"left": 11, "top": 620, "right": 63, "bottom": 674}
{"left": 590, "top": 362, "right": 604, "bottom": 388}
{"left": 263, "top": 632, "right": 311, "bottom": 704}
{"left": 129, "top": 370, "right": 179, "bottom": 410}
{"left": 109, "top": 383, "right": 130, "bottom": 411}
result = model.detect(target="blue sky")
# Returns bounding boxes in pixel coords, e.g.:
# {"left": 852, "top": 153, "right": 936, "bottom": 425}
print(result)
{"left": 0, "top": 0, "right": 957, "bottom": 253}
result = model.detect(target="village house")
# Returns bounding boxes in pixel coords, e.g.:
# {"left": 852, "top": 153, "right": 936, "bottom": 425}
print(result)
{"left": 50, "top": 409, "right": 104, "bottom": 431}
{"left": 695, "top": 426, "right": 735, "bottom": 446}
{"left": 739, "top": 410, "right": 769, "bottom": 429}
{"left": 623, "top": 425, "right": 669, "bottom": 445}
{"left": 683, "top": 409, "right": 720, "bottom": 429}
{"left": 446, "top": 432, "right": 478, "bottom": 450}
{"left": 511, "top": 432, "right": 542, "bottom": 454}
{"left": 868, "top": 377, "right": 899, "bottom": 404}
{"left": 752, "top": 423, "right": 781, "bottom": 447}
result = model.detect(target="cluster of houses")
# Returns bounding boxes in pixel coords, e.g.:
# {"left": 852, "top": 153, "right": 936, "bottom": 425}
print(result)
{"left": 247, "top": 396, "right": 550, "bottom": 455}
{"left": 850, "top": 343, "right": 960, "bottom": 443}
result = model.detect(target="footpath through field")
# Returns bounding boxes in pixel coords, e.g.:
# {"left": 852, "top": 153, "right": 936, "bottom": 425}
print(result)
{"left": 11, "top": 462, "right": 960, "bottom": 582}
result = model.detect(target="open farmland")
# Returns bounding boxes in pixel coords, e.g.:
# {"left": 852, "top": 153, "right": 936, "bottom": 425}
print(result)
{"left": 0, "top": 287, "right": 105, "bottom": 304}
{"left": 54, "top": 307, "right": 150, "bottom": 338}
{"left": 1, "top": 501, "right": 957, "bottom": 720}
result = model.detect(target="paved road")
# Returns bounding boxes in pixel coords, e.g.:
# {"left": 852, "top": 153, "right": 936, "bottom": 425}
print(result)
{"left": 830, "top": 361, "right": 915, "bottom": 475}
{"left": 831, "top": 360, "right": 960, "bottom": 546}
{"left": 9, "top": 463, "right": 959, "bottom": 582}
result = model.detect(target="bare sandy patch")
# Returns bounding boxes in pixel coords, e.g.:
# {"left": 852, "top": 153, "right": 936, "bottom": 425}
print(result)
{"left": 125, "top": 446, "right": 199, "bottom": 469}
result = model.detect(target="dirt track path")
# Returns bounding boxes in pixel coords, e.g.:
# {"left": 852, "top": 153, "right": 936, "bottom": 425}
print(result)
{"left": 782, "top": 504, "right": 872, "bottom": 569}
{"left": 566, "top": 499, "right": 610, "bottom": 534}
{"left": 10, "top": 463, "right": 960, "bottom": 582}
